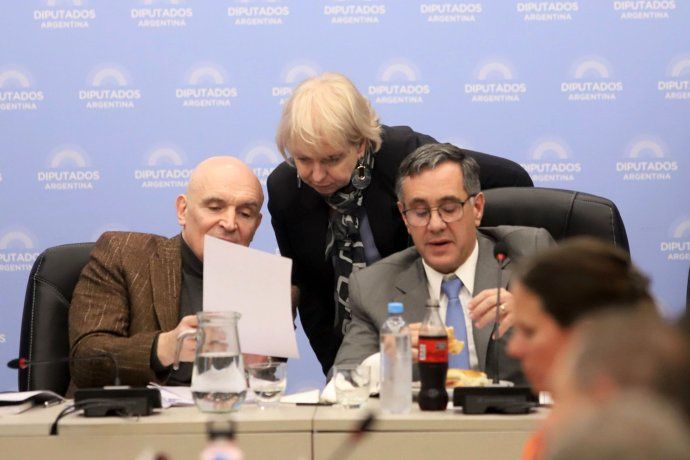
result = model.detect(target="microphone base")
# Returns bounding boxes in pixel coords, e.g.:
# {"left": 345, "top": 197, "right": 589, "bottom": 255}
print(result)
{"left": 74, "top": 387, "right": 162, "bottom": 417}
{"left": 452, "top": 386, "right": 537, "bottom": 414}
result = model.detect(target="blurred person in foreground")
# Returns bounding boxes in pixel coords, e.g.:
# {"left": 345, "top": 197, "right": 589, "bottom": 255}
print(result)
{"left": 507, "top": 237, "right": 655, "bottom": 393}
{"left": 267, "top": 72, "right": 533, "bottom": 374}
{"left": 505, "top": 238, "right": 656, "bottom": 460}
{"left": 546, "top": 391, "right": 690, "bottom": 460}
{"left": 69, "top": 156, "right": 268, "bottom": 390}
{"left": 331, "top": 142, "right": 553, "bottom": 385}
{"left": 549, "top": 309, "right": 690, "bottom": 425}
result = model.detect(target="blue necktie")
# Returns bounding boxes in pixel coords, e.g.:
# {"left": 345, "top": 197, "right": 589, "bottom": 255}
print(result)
{"left": 442, "top": 275, "right": 470, "bottom": 369}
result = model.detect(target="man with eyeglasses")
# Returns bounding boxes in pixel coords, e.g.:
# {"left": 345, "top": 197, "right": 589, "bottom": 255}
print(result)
{"left": 332, "top": 143, "right": 554, "bottom": 384}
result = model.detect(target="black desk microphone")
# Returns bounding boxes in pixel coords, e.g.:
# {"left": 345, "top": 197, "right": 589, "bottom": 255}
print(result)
{"left": 7, "top": 353, "right": 160, "bottom": 423}
{"left": 491, "top": 241, "right": 508, "bottom": 384}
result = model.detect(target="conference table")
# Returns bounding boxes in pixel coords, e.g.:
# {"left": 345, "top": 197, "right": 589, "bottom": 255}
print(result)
{"left": 0, "top": 399, "right": 546, "bottom": 459}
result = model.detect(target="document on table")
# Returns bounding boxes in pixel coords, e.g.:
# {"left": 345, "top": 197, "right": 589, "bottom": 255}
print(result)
{"left": 203, "top": 235, "right": 299, "bottom": 358}
{"left": 0, "top": 390, "right": 65, "bottom": 415}
{"left": 148, "top": 384, "right": 194, "bottom": 408}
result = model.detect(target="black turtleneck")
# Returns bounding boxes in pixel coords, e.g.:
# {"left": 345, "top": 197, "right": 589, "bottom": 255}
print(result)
{"left": 179, "top": 236, "right": 203, "bottom": 319}
{"left": 150, "top": 236, "right": 203, "bottom": 385}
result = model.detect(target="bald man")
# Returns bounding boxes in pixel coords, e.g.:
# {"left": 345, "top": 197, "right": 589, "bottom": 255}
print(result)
{"left": 69, "top": 157, "right": 265, "bottom": 388}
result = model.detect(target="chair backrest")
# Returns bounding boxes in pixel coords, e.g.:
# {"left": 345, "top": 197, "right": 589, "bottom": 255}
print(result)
{"left": 19, "top": 243, "right": 94, "bottom": 395}
{"left": 481, "top": 187, "right": 629, "bottom": 252}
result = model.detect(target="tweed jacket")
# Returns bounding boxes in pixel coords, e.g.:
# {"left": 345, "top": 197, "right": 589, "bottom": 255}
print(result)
{"left": 69, "top": 232, "right": 182, "bottom": 388}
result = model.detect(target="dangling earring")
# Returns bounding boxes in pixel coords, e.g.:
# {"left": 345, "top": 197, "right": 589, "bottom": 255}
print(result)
{"left": 351, "top": 161, "right": 371, "bottom": 190}
{"left": 296, "top": 171, "right": 302, "bottom": 188}
{"left": 351, "top": 149, "right": 372, "bottom": 190}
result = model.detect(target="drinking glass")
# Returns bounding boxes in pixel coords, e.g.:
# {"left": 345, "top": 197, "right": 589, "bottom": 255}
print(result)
{"left": 333, "top": 364, "right": 371, "bottom": 409}
{"left": 247, "top": 362, "right": 287, "bottom": 409}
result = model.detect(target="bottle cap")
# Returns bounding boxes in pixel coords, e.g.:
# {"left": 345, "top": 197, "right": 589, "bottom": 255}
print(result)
{"left": 387, "top": 302, "right": 404, "bottom": 315}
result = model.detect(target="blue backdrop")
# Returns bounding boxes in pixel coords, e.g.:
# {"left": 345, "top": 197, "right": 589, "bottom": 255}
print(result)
{"left": 1, "top": 0, "right": 688, "bottom": 392}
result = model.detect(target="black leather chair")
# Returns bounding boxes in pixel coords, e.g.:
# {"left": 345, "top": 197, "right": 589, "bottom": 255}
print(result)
{"left": 18, "top": 243, "right": 94, "bottom": 395}
{"left": 482, "top": 187, "right": 629, "bottom": 252}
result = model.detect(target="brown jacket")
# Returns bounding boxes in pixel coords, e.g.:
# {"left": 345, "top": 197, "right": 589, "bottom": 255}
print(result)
{"left": 69, "top": 232, "right": 182, "bottom": 388}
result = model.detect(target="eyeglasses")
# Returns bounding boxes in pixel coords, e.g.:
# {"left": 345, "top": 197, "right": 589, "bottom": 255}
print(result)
{"left": 402, "top": 195, "right": 476, "bottom": 227}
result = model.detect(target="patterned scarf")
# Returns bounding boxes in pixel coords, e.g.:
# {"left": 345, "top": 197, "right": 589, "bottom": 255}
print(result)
{"left": 324, "top": 149, "right": 374, "bottom": 335}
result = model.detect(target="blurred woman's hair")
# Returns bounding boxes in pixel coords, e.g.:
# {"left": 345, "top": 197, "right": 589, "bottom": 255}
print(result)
{"left": 516, "top": 237, "right": 654, "bottom": 327}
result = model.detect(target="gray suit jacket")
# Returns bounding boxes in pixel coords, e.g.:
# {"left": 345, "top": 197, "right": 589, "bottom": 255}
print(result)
{"left": 333, "top": 226, "right": 554, "bottom": 385}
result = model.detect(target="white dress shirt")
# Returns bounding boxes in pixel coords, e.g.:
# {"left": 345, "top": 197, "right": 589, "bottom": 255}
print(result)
{"left": 421, "top": 238, "right": 479, "bottom": 369}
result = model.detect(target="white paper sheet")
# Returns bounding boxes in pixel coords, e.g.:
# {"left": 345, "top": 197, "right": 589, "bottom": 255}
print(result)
{"left": 280, "top": 389, "right": 320, "bottom": 404}
{"left": 203, "top": 235, "right": 298, "bottom": 358}
{"left": 0, "top": 390, "right": 64, "bottom": 404}
{"left": 148, "top": 384, "right": 195, "bottom": 408}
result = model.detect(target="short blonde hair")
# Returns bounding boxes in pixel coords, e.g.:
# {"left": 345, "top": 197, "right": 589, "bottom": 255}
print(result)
{"left": 276, "top": 72, "right": 382, "bottom": 159}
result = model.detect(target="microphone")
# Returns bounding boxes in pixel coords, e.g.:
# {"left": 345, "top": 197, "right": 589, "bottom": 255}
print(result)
{"left": 491, "top": 241, "right": 508, "bottom": 384}
{"left": 451, "top": 241, "right": 535, "bottom": 414}
{"left": 8, "top": 353, "right": 161, "bottom": 419}
{"left": 328, "top": 412, "right": 376, "bottom": 460}
{"left": 8, "top": 354, "right": 121, "bottom": 385}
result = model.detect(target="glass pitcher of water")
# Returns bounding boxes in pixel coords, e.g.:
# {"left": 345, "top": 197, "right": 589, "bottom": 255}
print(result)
{"left": 173, "top": 311, "right": 246, "bottom": 413}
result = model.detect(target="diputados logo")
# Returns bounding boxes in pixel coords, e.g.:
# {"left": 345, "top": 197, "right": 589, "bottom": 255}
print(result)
{"left": 79, "top": 65, "right": 141, "bottom": 110}
{"left": 0, "top": 231, "right": 40, "bottom": 272}
{"left": 368, "top": 60, "right": 431, "bottom": 105}
{"left": 134, "top": 146, "right": 192, "bottom": 188}
{"left": 176, "top": 64, "right": 238, "bottom": 108}
{"left": 271, "top": 62, "right": 321, "bottom": 105}
{"left": 465, "top": 60, "right": 527, "bottom": 103}
{"left": 0, "top": 68, "right": 45, "bottom": 112}
{"left": 324, "top": 0, "right": 387, "bottom": 25}
{"left": 561, "top": 57, "right": 623, "bottom": 102}
{"left": 0, "top": 333, "right": 5, "bottom": 344}
{"left": 616, "top": 138, "right": 678, "bottom": 181}
{"left": 657, "top": 56, "right": 690, "bottom": 100}
{"left": 517, "top": 1, "right": 579, "bottom": 21}
{"left": 419, "top": 2, "right": 483, "bottom": 23}
{"left": 243, "top": 143, "right": 282, "bottom": 185}
{"left": 660, "top": 219, "right": 690, "bottom": 261}
{"left": 520, "top": 139, "right": 582, "bottom": 183}
{"left": 37, "top": 145, "right": 101, "bottom": 190}
{"left": 613, "top": 0, "right": 676, "bottom": 20}
{"left": 34, "top": 0, "right": 96, "bottom": 29}
{"left": 227, "top": 0, "right": 290, "bottom": 26}
{"left": 131, "top": 0, "right": 193, "bottom": 28}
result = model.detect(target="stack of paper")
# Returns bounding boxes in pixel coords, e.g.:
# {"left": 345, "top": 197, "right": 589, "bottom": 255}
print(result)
{"left": 0, "top": 390, "right": 64, "bottom": 415}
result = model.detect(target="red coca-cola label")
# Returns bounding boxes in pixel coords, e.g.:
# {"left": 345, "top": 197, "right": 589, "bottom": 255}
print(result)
{"left": 418, "top": 336, "right": 448, "bottom": 363}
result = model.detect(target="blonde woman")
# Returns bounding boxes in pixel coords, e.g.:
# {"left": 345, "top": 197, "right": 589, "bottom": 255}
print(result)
{"left": 267, "top": 72, "right": 532, "bottom": 374}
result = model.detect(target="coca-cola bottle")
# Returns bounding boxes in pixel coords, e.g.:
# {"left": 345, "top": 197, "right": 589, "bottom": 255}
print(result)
{"left": 417, "top": 299, "right": 448, "bottom": 411}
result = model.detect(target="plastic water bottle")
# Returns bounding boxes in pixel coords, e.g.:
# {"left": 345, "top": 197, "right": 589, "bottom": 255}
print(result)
{"left": 379, "top": 302, "right": 412, "bottom": 414}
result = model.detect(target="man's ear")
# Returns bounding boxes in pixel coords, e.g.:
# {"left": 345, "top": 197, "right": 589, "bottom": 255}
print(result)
{"left": 175, "top": 195, "right": 188, "bottom": 226}
{"left": 472, "top": 192, "right": 485, "bottom": 227}
{"left": 397, "top": 201, "right": 411, "bottom": 234}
